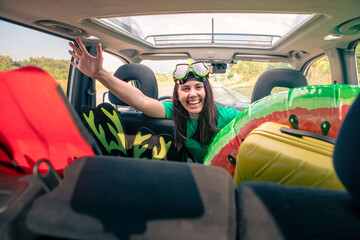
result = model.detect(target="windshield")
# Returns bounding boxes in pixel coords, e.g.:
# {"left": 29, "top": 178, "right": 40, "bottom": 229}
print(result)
{"left": 142, "top": 59, "right": 291, "bottom": 108}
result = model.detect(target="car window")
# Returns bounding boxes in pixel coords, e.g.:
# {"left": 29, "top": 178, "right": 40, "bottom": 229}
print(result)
{"left": 271, "top": 87, "right": 290, "bottom": 94}
{"left": 141, "top": 59, "right": 178, "bottom": 99}
{"left": 0, "top": 19, "right": 71, "bottom": 93}
{"left": 217, "top": 61, "right": 291, "bottom": 103}
{"left": 306, "top": 55, "right": 332, "bottom": 85}
{"left": 95, "top": 53, "right": 125, "bottom": 105}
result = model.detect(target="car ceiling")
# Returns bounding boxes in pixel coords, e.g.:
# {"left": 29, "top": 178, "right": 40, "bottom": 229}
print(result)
{"left": 1, "top": 0, "right": 360, "bottom": 68}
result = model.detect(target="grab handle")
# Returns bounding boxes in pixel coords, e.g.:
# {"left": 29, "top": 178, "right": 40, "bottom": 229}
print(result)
{"left": 280, "top": 127, "right": 335, "bottom": 145}
{"left": 33, "top": 159, "right": 62, "bottom": 192}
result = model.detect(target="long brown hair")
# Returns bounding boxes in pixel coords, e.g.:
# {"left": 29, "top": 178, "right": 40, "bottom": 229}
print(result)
{"left": 172, "top": 77, "right": 219, "bottom": 150}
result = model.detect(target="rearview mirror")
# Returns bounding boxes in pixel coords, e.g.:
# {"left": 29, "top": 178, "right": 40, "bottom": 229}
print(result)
{"left": 210, "top": 63, "right": 227, "bottom": 74}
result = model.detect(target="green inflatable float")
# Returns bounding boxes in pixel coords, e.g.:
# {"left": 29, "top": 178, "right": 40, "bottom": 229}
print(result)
{"left": 204, "top": 84, "right": 360, "bottom": 182}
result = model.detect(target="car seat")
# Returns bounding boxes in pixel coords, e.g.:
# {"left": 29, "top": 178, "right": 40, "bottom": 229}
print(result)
{"left": 82, "top": 64, "right": 187, "bottom": 162}
{"left": 251, "top": 68, "right": 308, "bottom": 103}
{"left": 26, "top": 155, "right": 236, "bottom": 239}
{"left": 0, "top": 66, "right": 102, "bottom": 175}
{"left": 109, "top": 63, "right": 159, "bottom": 106}
{"left": 333, "top": 90, "right": 360, "bottom": 204}
{"left": 236, "top": 92, "right": 360, "bottom": 239}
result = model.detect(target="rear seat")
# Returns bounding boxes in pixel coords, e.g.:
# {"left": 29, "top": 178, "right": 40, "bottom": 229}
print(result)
{"left": 26, "top": 156, "right": 236, "bottom": 239}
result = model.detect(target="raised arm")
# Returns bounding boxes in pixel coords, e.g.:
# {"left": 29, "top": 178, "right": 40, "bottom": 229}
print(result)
{"left": 68, "top": 38, "right": 166, "bottom": 118}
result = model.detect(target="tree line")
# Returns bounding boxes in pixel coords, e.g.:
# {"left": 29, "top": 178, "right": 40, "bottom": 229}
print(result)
{"left": 0, "top": 55, "right": 70, "bottom": 81}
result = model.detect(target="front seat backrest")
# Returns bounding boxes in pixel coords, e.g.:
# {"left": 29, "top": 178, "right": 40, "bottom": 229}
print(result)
{"left": 251, "top": 68, "right": 308, "bottom": 103}
{"left": 333, "top": 93, "right": 360, "bottom": 205}
{"left": 109, "top": 63, "right": 158, "bottom": 106}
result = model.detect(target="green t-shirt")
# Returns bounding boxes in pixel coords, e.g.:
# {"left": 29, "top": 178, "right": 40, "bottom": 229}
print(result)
{"left": 162, "top": 102, "right": 240, "bottom": 163}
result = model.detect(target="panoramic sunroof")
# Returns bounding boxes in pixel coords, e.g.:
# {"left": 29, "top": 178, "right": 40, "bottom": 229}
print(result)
{"left": 95, "top": 13, "right": 313, "bottom": 47}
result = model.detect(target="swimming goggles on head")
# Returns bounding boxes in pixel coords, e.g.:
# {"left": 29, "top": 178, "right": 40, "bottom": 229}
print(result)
{"left": 173, "top": 61, "right": 210, "bottom": 84}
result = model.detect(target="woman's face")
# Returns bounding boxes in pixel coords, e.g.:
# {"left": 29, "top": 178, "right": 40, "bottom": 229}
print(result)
{"left": 177, "top": 78, "right": 206, "bottom": 119}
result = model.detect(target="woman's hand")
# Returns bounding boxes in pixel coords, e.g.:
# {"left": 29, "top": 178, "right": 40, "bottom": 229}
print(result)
{"left": 68, "top": 38, "right": 166, "bottom": 118}
{"left": 68, "top": 38, "right": 104, "bottom": 79}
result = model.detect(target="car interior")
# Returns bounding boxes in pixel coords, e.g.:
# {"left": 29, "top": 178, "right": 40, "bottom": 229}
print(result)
{"left": 1, "top": 0, "right": 360, "bottom": 239}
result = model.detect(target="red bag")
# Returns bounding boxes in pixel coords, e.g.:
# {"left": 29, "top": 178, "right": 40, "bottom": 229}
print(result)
{"left": 0, "top": 67, "right": 98, "bottom": 175}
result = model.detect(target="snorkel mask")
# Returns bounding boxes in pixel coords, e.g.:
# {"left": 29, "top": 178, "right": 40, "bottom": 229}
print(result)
{"left": 173, "top": 60, "right": 210, "bottom": 85}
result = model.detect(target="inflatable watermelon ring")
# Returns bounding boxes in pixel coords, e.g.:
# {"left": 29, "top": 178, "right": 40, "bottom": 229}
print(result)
{"left": 204, "top": 84, "right": 360, "bottom": 177}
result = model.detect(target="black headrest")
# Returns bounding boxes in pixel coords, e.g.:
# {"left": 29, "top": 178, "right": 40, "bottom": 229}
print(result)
{"left": 251, "top": 68, "right": 308, "bottom": 103}
{"left": 333, "top": 94, "right": 360, "bottom": 204}
{"left": 109, "top": 64, "right": 158, "bottom": 106}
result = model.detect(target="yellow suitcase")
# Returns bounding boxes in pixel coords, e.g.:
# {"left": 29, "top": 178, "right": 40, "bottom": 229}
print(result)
{"left": 234, "top": 122, "right": 344, "bottom": 190}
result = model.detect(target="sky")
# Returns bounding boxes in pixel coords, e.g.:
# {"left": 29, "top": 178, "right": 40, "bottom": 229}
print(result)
{"left": 0, "top": 20, "right": 126, "bottom": 72}
{"left": 132, "top": 13, "right": 305, "bottom": 37}
{"left": 0, "top": 20, "right": 70, "bottom": 61}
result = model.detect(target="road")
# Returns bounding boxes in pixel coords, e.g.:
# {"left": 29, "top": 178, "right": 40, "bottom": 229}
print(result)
{"left": 211, "top": 82, "right": 249, "bottom": 103}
